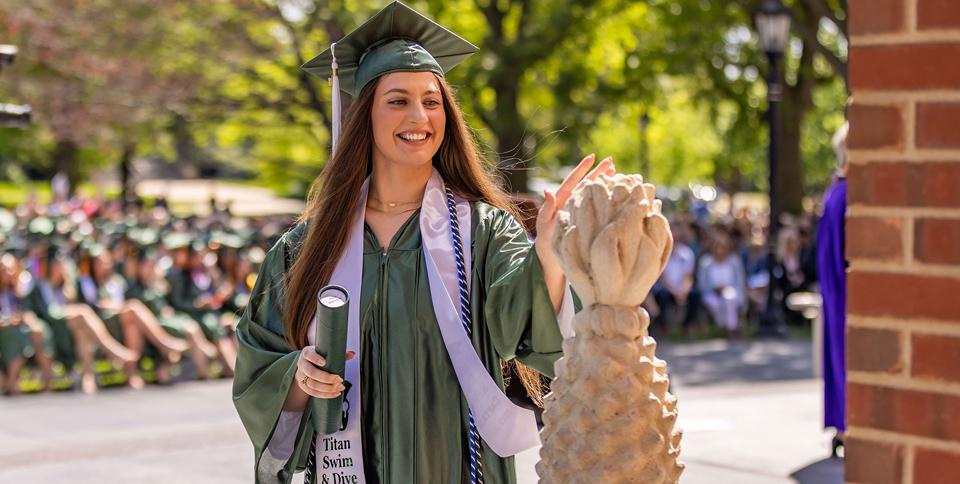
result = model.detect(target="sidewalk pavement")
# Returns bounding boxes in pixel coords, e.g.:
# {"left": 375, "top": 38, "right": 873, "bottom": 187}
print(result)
{"left": 0, "top": 338, "right": 842, "bottom": 483}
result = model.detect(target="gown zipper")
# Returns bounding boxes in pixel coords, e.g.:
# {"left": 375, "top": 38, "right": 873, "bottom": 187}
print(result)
{"left": 378, "top": 247, "right": 389, "bottom": 483}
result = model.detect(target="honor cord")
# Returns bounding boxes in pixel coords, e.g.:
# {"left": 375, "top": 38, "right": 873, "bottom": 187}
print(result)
{"left": 446, "top": 187, "right": 484, "bottom": 484}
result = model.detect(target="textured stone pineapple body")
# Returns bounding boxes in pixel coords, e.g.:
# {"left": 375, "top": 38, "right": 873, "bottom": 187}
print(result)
{"left": 537, "top": 174, "right": 684, "bottom": 484}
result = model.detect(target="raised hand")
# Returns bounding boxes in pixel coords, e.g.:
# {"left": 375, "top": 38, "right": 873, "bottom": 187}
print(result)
{"left": 535, "top": 154, "right": 616, "bottom": 269}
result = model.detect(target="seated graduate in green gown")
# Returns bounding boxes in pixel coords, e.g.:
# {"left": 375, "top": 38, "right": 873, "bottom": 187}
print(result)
{"left": 0, "top": 252, "right": 54, "bottom": 395}
{"left": 166, "top": 239, "right": 238, "bottom": 376}
{"left": 126, "top": 248, "right": 219, "bottom": 381}
{"left": 76, "top": 247, "right": 190, "bottom": 390}
{"left": 232, "top": 3, "right": 616, "bottom": 483}
{"left": 23, "top": 246, "right": 139, "bottom": 394}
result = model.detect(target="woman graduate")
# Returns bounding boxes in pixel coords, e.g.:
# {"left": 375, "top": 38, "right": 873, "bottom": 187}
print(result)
{"left": 233, "top": 3, "right": 615, "bottom": 483}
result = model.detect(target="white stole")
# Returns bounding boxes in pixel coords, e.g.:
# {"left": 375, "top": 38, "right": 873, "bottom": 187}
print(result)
{"left": 279, "top": 168, "right": 560, "bottom": 483}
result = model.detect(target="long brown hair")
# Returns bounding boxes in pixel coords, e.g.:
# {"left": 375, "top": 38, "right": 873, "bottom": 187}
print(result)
{"left": 284, "top": 74, "right": 547, "bottom": 404}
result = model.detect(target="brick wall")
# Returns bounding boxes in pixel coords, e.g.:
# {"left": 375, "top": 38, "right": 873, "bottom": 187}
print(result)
{"left": 846, "top": 0, "right": 960, "bottom": 483}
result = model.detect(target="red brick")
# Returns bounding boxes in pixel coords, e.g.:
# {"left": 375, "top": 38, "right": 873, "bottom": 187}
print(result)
{"left": 845, "top": 437, "right": 903, "bottom": 484}
{"left": 848, "top": 163, "right": 872, "bottom": 205}
{"left": 917, "top": 103, "right": 960, "bottom": 149}
{"left": 848, "top": 271, "right": 960, "bottom": 322}
{"left": 849, "top": 327, "right": 903, "bottom": 373}
{"left": 871, "top": 163, "right": 907, "bottom": 206}
{"left": 918, "top": 0, "right": 960, "bottom": 31}
{"left": 850, "top": 162, "right": 960, "bottom": 207}
{"left": 922, "top": 163, "right": 960, "bottom": 207}
{"left": 850, "top": 0, "right": 905, "bottom": 35}
{"left": 851, "top": 44, "right": 960, "bottom": 91}
{"left": 914, "top": 447, "right": 960, "bottom": 484}
{"left": 912, "top": 333, "right": 960, "bottom": 383}
{"left": 849, "top": 104, "right": 905, "bottom": 150}
{"left": 905, "top": 163, "right": 926, "bottom": 206}
{"left": 848, "top": 383, "right": 960, "bottom": 441}
{"left": 915, "top": 219, "right": 960, "bottom": 265}
{"left": 847, "top": 217, "right": 904, "bottom": 262}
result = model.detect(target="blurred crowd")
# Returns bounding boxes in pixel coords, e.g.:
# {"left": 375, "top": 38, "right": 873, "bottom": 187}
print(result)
{"left": 0, "top": 189, "right": 296, "bottom": 395}
{"left": 646, "top": 207, "right": 819, "bottom": 339}
{"left": 0, "top": 178, "right": 830, "bottom": 395}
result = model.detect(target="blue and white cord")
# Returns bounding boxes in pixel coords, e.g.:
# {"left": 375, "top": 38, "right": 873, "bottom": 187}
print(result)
{"left": 446, "top": 187, "right": 484, "bottom": 484}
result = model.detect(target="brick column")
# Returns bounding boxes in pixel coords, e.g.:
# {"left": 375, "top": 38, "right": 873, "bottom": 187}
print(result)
{"left": 846, "top": 1, "right": 960, "bottom": 483}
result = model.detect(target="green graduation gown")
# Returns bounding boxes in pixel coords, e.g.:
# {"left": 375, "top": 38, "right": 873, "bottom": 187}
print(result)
{"left": 75, "top": 274, "right": 128, "bottom": 341}
{"left": 23, "top": 282, "right": 77, "bottom": 369}
{"left": 0, "top": 289, "right": 53, "bottom": 367}
{"left": 233, "top": 202, "right": 568, "bottom": 484}
{"left": 126, "top": 281, "right": 195, "bottom": 338}
{"left": 0, "top": 290, "right": 34, "bottom": 367}
{"left": 167, "top": 269, "right": 227, "bottom": 341}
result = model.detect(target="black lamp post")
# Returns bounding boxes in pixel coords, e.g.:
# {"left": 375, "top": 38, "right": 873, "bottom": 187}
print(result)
{"left": 755, "top": 0, "right": 792, "bottom": 336}
{"left": 0, "top": 45, "right": 30, "bottom": 129}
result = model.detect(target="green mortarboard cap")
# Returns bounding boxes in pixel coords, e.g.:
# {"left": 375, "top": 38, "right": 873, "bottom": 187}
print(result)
{"left": 302, "top": 1, "right": 478, "bottom": 96}
{"left": 162, "top": 232, "right": 193, "bottom": 251}
{"left": 138, "top": 246, "right": 158, "bottom": 260}
{"left": 190, "top": 240, "right": 207, "bottom": 253}
{"left": 211, "top": 230, "right": 245, "bottom": 249}
{"left": 45, "top": 245, "right": 68, "bottom": 264}
{"left": 128, "top": 227, "right": 159, "bottom": 247}
{"left": 88, "top": 244, "right": 106, "bottom": 258}
{"left": 29, "top": 217, "right": 55, "bottom": 235}
{"left": 0, "top": 209, "right": 15, "bottom": 232}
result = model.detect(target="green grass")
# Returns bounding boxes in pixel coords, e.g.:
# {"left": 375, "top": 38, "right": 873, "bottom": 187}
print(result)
{"left": 0, "top": 181, "right": 123, "bottom": 206}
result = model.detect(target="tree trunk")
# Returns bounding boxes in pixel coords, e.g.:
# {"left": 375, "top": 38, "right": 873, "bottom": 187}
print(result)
{"left": 492, "top": 69, "right": 528, "bottom": 193}
{"left": 778, "top": 49, "right": 815, "bottom": 217}
{"left": 50, "top": 140, "right": 80, "bottom": 193}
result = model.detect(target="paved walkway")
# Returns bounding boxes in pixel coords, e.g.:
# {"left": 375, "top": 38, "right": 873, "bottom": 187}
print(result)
{"left": 0, "top": 338, "right": 842, "bottom": 483}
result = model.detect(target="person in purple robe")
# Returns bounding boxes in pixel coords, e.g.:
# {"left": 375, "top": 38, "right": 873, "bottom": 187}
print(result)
{"left": 817, "top": 122, "right": 848, "bottom": 457}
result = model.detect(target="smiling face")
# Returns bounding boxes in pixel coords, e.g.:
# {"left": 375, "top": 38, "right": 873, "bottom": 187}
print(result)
{"left": 370, "top": 72, "right": 446, "bottom": 170}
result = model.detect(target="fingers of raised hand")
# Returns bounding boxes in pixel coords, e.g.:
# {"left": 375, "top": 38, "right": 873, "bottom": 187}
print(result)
{"left": 557, "top": 154, "right": 597, "bottom": 196}
{"left": 583, "top": 157, "right": 614, "bottom": 183}
{"left": 540, "top": 189, "right": 557, "bottom": 217}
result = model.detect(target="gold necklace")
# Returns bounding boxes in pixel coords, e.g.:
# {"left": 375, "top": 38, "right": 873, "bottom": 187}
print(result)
{"left": 369, "top": 194, "right": 423, "bottom": 207}
{"left": 365, "top": 203, "right": 420, "bottom": 215}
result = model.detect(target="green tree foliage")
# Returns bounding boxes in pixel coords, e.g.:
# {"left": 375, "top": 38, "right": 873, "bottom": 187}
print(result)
{"left": 0, "top": 0, "right": 848, "bottom": 207}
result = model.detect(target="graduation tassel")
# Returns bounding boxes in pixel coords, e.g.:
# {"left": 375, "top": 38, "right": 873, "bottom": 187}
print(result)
{"left": 330, "top": 42, "right": 342, "bottom": 157}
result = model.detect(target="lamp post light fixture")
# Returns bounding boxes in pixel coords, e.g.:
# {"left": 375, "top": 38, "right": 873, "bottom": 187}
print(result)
{"left": 0, "top": 45, "right": 18, "bottom": 71}
{"left": 0, "top": 44, "right": 29, "bottom": 129}
{"left": 754, "top": 0, "right": 792, "bottom": 336}
{"left": 0, "top": 103, "right": 31, "bottom": 129}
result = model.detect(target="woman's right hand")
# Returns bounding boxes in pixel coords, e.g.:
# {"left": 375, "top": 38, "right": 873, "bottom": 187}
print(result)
{"left": 296, "top": 346, "right": 356, "bottom": 399}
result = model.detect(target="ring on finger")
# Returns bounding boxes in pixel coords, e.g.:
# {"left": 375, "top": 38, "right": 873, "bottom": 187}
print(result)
{"left": 302, "top": 374, "right": 309, "bottom": 387}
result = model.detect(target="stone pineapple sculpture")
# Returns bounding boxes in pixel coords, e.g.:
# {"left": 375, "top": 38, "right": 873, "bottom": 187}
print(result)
{"left": 537, "top": 173, "right": 683, "bottom": 484}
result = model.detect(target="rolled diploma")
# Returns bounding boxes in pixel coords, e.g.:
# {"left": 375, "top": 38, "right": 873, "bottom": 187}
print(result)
{"left": 310, "top": 285, "right": 350, "bottom": 435}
